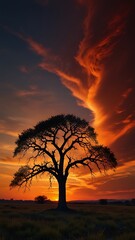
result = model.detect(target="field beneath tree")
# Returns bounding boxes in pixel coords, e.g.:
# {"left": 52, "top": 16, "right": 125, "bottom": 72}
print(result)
{"left": 0, "top": 201, "right": 135, "bottom": 240}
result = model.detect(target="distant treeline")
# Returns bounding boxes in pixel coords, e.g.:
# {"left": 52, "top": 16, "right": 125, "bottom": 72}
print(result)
{"left": 98, "top": 198, "right": 135, "bottom": 205}
{"left": 69, "top": 199, "right": 135, "bottom": 206}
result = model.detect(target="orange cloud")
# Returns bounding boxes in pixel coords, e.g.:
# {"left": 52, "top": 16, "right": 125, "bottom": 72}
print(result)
{"left": 0, "top": 120, "right": 19, "bottom": 137}
{"left": 74, "top": 5, "right": 131, "bottom": 143}
{"left": 16, "top": 85, "right": 42, "bottom": 97}
{"left": 7, "top": 1, "right": 134, "bottom": 148}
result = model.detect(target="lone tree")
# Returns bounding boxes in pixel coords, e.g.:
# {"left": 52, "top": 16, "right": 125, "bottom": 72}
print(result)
{"left": 10, "top": 114, "right": 117, "bottom": 210}
{"left": 35, "top": 195, "right": 49, "bottom": 204}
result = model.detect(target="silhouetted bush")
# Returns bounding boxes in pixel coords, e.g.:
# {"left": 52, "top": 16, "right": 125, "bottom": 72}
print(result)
{"left": 34, "top": 195, "right": 50, "bottom": 204}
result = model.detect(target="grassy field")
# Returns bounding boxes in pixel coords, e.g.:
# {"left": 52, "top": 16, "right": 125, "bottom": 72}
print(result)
{"left": 0, "top": 202, "right": 135, "bottom": 240}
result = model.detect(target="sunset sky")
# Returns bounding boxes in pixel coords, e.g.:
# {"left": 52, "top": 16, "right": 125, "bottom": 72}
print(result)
{"left": 0, "top": 0, "right": 135, "bottom": 201}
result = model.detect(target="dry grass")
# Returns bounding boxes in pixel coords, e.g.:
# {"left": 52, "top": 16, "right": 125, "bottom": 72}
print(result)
{"left": 0, "top": 202, "right": 135, "bottom": 240}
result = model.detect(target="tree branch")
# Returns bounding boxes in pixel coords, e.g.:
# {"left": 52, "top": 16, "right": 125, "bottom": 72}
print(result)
{"left": 10, "top": 163, "right": 58, "bottom": 189}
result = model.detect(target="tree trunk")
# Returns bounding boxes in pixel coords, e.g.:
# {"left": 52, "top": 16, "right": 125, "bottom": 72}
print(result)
{"left": 57, "top": 178, "right": 68, "bottom": 211}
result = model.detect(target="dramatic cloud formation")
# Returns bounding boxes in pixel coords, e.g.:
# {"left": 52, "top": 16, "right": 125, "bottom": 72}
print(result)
{"left": 13, "top": 0, "right": 134, "bottom": 147}
{"left": 0, "top": 0, "right": 135, "bottom": 200}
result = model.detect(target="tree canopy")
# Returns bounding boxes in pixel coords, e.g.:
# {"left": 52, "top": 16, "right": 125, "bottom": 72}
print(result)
{"left": 10, "top": 114, "right": 117, "bottom": 210}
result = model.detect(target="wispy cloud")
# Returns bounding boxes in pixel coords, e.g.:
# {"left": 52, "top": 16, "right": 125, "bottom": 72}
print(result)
{"left": 16, "top": 85, "right": 41, "bottom": 97}
{"left": 19, "top": 65, "right": 30, "bottom": 73}
{"left": 4, "top": 1, "right": 134, "bottom": 148}
{"left": 0, "top": 118, "right": 22, "bottom": 137}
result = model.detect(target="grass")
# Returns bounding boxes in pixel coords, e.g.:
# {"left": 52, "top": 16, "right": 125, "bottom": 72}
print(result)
{"left": 0, "top": 202, "right": 135, "bottom": 239}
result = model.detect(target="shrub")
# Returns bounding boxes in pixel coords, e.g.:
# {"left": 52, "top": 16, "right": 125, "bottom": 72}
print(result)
{"left": 34, "top": 195, "right": 49, "bottom": 204}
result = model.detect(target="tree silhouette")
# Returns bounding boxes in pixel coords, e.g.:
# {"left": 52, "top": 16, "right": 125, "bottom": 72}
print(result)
{"left": 10, "top": 114, "right": 117, "bottom": 210}
{"left": 35, "top": 195, "right": 49, "bottom": 204}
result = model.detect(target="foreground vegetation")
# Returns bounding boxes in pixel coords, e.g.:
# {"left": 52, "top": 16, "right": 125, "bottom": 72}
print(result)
{"left": 0, "top": 202, "right": 135, "bottom": 240}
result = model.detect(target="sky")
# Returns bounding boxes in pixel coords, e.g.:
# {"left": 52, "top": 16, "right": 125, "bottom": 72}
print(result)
{"left": 0, "top": 0, "right": 135, "bottom": 201}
